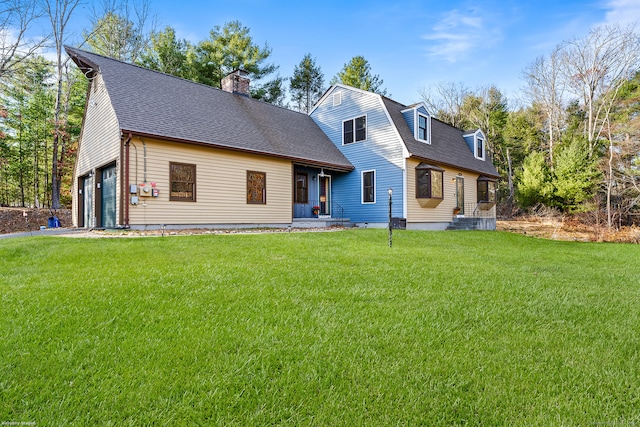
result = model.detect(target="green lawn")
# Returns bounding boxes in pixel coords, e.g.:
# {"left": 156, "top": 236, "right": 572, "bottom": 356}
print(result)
{"left": 1, "top": 229, "right": 639, "bottom": 426}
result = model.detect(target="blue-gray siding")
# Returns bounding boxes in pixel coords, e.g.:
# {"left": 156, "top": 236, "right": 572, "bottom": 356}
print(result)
{"left": 312, "top": 86, "right": 406, "bottom": 222}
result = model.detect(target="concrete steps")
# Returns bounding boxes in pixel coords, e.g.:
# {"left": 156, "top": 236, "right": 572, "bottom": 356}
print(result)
{"left": 292, "top": 218, "right": 351, "bottom": 228}
{"left": 446, "top": 217, "right": 483, "bottom": 230}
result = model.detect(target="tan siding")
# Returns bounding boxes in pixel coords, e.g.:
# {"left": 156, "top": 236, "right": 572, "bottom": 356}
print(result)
{"left": 127, "top": 138, "right": 293, "bottom": 225}
{"left": 406, "top": 158, "right": 486, "bottom": 223}
{"left": 75, "top": 75, "right": 120, "bottom": 173}
{"left": 73, "top": 74, "right": 121, "bottom": 226}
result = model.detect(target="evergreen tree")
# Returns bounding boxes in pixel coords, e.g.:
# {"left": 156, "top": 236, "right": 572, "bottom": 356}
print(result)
{"left": 516, "top": 151, "right": 553, "bottom": 208}
{"left": 194, "top": 20, "right": 276, "bottom": 88}
{"left": 552, "top": 139, "right": 600, "bottom": 212}
{"left": 251, "top": 76, "right": 287, "bottom": 107}
{"left": 138, "top": 26, "right": 191, "bottom": 78}
{"left": 290, "top": 53, "right": 324, "bottom": 113}
{"left": 331, "top": 56, "right": 387, "bottom": 96}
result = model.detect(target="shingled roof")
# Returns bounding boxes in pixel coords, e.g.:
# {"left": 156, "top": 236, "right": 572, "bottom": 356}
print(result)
{"left": 65, "top": 47, "right": 353, "bottom": 171}
{"left": 381, "top": 97, "right": 500, "bottom": 178}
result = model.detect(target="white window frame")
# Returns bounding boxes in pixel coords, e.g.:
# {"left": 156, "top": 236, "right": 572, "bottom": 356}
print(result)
{"left": 475, "top": 136, "right": 485, "bottom": 160}
{"left": 333, "top": 91, "right": 342, "bottom": 106}
{"left": 361, "top": 169, "right": 376, "bottom": 204}
{"left": 416, "top": 112, "right": 430, "bottom": 143}
{"left": 342, "top": 114, "right": 367, "bottom": 145}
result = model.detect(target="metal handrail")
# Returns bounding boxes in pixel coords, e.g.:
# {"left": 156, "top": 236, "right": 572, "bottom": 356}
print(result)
{"left": 462, "top": 202, "right": 495, "bottom": 218}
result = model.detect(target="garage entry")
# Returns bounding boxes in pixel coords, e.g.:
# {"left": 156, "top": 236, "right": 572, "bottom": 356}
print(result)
{"left": 99, "top": 163, "right": 117, "bottom": 228}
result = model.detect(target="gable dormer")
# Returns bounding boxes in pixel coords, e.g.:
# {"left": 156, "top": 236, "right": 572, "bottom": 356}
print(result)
{"left": 401, "top": 103, "right": 431, "bottom": 144}
{"left": 463, "top": 129, "right": 486, "bottom": 161}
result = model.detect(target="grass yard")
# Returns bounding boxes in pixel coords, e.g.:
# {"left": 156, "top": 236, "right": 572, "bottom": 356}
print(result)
{"left": 1, "top": 229, "right": 639, "bottom": 425}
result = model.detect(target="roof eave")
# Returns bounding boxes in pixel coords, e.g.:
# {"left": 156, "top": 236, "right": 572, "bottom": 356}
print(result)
{"left": 121, "top": 129, "right": 354, "bottom": 172}
{"left": 408, "top": 154, "right": 500, "bottom": 179}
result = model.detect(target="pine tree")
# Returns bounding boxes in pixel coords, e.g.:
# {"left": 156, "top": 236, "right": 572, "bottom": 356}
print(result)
{"left": 290, "top": 54, "right": 324, "bottom": 113}
{"left": 331, "top": 56, "right": 387, "bottom": 96}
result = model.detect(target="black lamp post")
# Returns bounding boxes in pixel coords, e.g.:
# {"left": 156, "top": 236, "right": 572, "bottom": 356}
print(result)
{"left": 388, "top": 188, "right": 393, "bottom": 248}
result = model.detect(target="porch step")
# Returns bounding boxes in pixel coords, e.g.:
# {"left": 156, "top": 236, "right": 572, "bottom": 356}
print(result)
{"left": 292, "top": 218, "right": 351, "bottom": 228}
{"left": 446, "top": 217, "right": 482, "bottom": 230}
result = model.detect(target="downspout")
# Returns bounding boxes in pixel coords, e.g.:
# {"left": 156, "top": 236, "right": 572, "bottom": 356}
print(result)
{"left": 124, "top": 133, "right": 132, "bottom": 228}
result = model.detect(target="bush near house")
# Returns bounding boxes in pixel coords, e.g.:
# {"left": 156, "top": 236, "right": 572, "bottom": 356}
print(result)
{"left": 1, "top": 230, "right": 639, "bottom": 425}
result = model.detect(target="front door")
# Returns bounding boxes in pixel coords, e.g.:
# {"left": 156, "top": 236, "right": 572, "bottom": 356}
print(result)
{"left": 319, "top": 176, "right": 331, "bottom": 216}
{"left": 101, "top": 165, "right": 117, "bottom": 228}
{"left": 456, "top": 176, "right": 465, "bottom": 215}
{"left": 82, "top": 175, "right": 93, "bottom": 228}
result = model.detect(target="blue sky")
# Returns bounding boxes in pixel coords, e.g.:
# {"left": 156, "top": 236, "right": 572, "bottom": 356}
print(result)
{"left": 69, "top": 0, "right": 639, "bottom": 106}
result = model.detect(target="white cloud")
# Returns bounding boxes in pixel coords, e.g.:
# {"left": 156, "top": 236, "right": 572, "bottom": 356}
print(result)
{"left": 422, "top": 7, "right": 500, "bottom": 63}
{"left": 603, "top": 0, "right": 640, "bottom": 26}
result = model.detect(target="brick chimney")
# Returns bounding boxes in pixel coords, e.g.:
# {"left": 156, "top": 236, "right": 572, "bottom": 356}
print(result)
{"left": 221, "top": 69, "right": 250, "bottom": 96}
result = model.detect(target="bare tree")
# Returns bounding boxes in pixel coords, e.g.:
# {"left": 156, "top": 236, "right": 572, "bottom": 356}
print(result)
{"left": 0, "top": 0, "right": 47, "bottom": 79}
{"left": 560, "top": 24, "right": 640, "bottom": 157}
{"left": 41, "top": 0, "right": 81, "bottom": 209}
{"left": 523, "top": 45, "right": 565, "bottom": 166}
{"left": 84, "top": 0, "right": 155, "bottom": 63}
{"left": 418, "top": 82, "right": 469, "bottom": 128}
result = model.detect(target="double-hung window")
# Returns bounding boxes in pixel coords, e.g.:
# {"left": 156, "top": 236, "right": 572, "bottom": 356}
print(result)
{"left": 476, "top": 137, "right": 485, "bottom": 160}
{"left": 415, "top": 163, "right": 444, "bottom": 199}
{"left": 418, "top": 114, "right": 429, "bottom": 142}
{"left": 362, "top": 170, "right": 375, "bottom": 203}
{"left": 343, "top": 116, "right": 366, "bottom": 144}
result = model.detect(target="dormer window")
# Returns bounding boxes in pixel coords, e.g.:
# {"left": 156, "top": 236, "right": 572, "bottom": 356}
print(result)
{"left": 418, "top": 114, "right": 429, "bottom": 143}
{"left": 476, "top": 136, "right": 485, "bottom": 160}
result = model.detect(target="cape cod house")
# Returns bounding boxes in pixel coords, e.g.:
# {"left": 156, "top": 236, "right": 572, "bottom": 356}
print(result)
{"left": 66, "top": 47, "right": 499, "bottom": 231}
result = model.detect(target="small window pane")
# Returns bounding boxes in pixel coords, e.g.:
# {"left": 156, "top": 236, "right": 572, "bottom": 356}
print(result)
{"left": 477, "top": 181, "right": 488, "bottom": 202}
{"left": 355, "top": 116, "right": 366, "bottom": 141}
{"left": 416, "top": 169, "right": 430, "bottom": 198}
{"left": 488, "top": 181, "right": 496, "bottom": 202}
{"left": 431, "top": 170, "right": 443, "bottom": 198}
{"left": 343, "top": 120, "right": 354, "bottom": 144}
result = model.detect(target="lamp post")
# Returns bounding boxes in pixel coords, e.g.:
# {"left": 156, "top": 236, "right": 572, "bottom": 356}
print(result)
{"left": 388, "top": 188, "right": 393, "bottom": 248}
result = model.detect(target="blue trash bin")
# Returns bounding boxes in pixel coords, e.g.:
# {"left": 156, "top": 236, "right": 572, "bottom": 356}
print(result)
{"left": 48, "top": 216, "right": 60, "bottom": 228}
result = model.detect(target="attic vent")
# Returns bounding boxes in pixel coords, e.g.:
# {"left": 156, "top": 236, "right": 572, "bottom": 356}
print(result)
{"left": 333, "top": 92, "right": 342, "bottom": 106}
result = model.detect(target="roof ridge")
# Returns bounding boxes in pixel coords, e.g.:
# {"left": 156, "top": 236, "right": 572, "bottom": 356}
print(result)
{"left": 64, "top": 45, "right": 310, "bottom": 117}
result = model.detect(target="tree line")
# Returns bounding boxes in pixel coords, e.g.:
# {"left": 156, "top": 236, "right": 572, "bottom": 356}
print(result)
{"left": 419, "top": 24, "right": 640, "bottom": 228}
{"left": 1, "top": 1, "right": 639, "bottom": 229}
{"left": 0, "top": 0, "right": 386, "bottom": 210}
